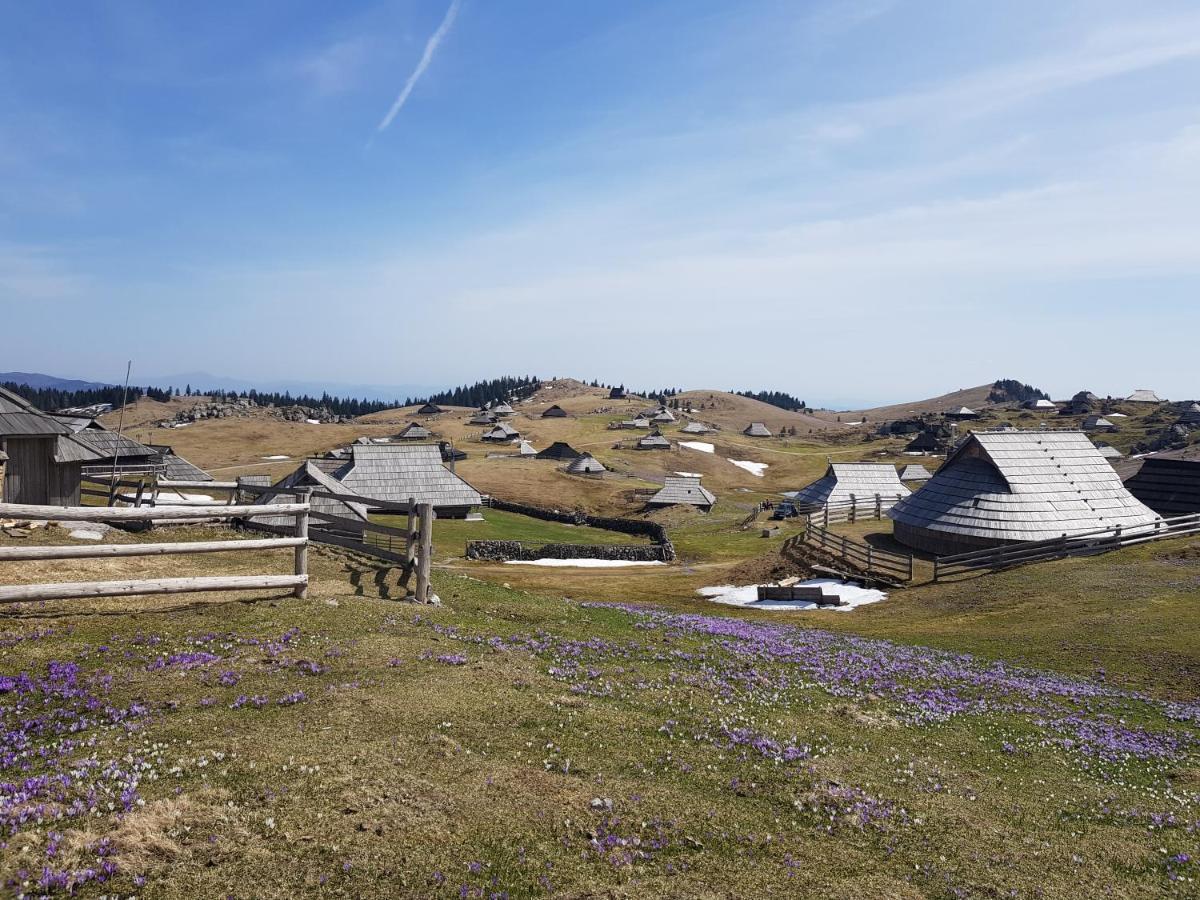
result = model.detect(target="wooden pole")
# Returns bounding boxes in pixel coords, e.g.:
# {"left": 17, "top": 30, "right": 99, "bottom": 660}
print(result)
{"left": 294, "top": 488, "right": 310, "bottom": 599}
{"left": 0, "top": 501, "right": 304, "bottom": 522}
{"left": 0, "top": 537, "right": 304, "bottom": 562}
{"left": 414, "top": 502, "right": 433, "bottom": 602}
{"left": 0, "top": 575, "right": 308, "bottom": 604}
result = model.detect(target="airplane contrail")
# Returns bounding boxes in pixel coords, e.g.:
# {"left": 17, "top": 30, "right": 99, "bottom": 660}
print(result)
{"left": 376, "top": 0, "right": 462, "bottom": 133}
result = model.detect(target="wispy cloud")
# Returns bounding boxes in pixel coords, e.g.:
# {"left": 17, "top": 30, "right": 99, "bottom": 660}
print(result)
{"left": 375, "top": 0, "right": 461, "bottom": 133}
{"left": 297, "top": 37, "right": 372, "bottom": 98}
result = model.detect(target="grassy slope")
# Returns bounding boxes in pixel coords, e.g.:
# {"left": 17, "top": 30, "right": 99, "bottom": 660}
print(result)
{"left": 1, "top": 531, "right": 1197, "bottom": 898}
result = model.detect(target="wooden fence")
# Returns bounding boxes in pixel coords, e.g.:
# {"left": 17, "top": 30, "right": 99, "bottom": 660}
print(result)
{"left": 932, "top": 512, "right": 1200, "bottom": 580}
{"left": 799, "top": 518, "right": 914, "bottom": 584}
{"left": 801, "top": 494, "right": 907, "bottom": 527}
{"left": 0, "top": 499, "right": 310, "bottom": 604}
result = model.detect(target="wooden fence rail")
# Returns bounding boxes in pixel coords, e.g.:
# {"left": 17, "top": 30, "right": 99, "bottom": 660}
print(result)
{"left": 800, "top": 517, "right": 914, "bottom": 584}
{"left": 932, "top": 512, "right": 1200, "bottom": 580}
{"left": 0, "top": 498, "right": 310, "bottom": 604}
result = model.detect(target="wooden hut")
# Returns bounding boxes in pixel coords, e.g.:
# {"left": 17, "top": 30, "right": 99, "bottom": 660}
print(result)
{"left": 904, "top": 429, "right": 949, "bottom": 454}
{"left": 647, "top": 475, "right": 715, "bottom": 511}
{"left": 680, "top": 421, "right": 716, "bottom": 435}
{"left": 416, "top": 402, "right": 444, "bottom": 416}
{"left": 898, "top": 463, "right": 933, "bottom": 483}
{"left": 1023, "top": 398, "right": 1057, "bottom": 411}
{"left": 516, "top": 440, "right": 537, "bottom": 457}
{"left": 469, "top": 411, "right": 497, "bottom": 426}
{"left": 788, "top": 463, "right": 910, "bottom": 510}
{"left": 1083, "top": 415, "right": 1117, "bottom": 433}
{"left": 944, "top": 406, "right": 979, "bottom": 421}
{"left": 1125, "top": 389, "right": 1163, "bottom": 403}
{"left": 145, "top": 445, "right": 213, "bottom": 482}
{"left": 888, "top": 430, "right": 1161, "bottom": 555}
{"left": 1061, "top": 391, "right": 1099, "bottom": 416}
{"left": 490, "top": 402, "right": 515, "bottom": 417}
{"left": 395, "top": 422, "right": 434, "bottom": 441}
{"left": 481, "top": 423, "right": 520, "bottom": 443}
{"left": 636, "top": 431, "right": 672, "bottom": 451}
{"left": 0, "top": 386, "right": 104, "bottom": 504}
{"left": 541, "top": 404, "right": 569, "bottom": 419}
{"left": 651, "top": 408, "right": 676, "bottom": 424}
{"left": 1123, "top": 457, "right": 1200, "bottom": 516}
{"left": 566, "top": 453, "right": 606, "bottom": 476}
{"left": 536, "top": 441, "right": 580, "bottom": 461}
{"left": 1176, "top": 403, "right": 1200, "bottom": 426}
{"left": 250, "top": 460, "right": 371, "bottom": 537}
{"left": 280, "top": 443, "right": 482, "bottom": 518}
{"left": 743, "top": 422, "right": 772, "bottom": 437}
{"left": 608, "top": 387, "right": 627, "bottom": 400}
{"left": 616, "top": 416, "right": 652, "bottom": 430}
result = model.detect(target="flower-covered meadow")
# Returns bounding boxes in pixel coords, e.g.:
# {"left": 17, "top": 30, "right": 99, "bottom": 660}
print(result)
{"left": 1, "top": 565, "right": 1198, "bottom": 897}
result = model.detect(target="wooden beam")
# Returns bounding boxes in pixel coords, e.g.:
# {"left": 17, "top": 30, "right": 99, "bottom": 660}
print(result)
{"left": 0, "top": 501, "right": 306, "bottom": 522}
{"left": 0, "top": 537, "right": 305, "bottom": 562}
{"left": 414, "top": 502, "right": 433, "bottom": 602}
{"left": 0, "top": 575, "right": 308, "bottom": 604}
{"left": 294, "top": 488, "right": 310, "bottom": 599}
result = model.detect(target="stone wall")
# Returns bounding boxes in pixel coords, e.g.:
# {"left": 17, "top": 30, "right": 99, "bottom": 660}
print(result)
{"left": 486, "top": 497, "right": 675, "bottom": 560}
{"left": 466, "top": 540, "right": 671, "bottom": 563}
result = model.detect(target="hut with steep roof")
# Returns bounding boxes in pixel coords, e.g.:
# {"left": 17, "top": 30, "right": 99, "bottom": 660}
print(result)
{"left": 541, "top": 404, "right": 569, "bottom": 419}
{"left": 566, "top": 453, "right": 606, "bottom": 476}
{"left": 647, "top": 475, "right": 715, "bottom": 511}
{"left": 788, "top": 463, "right": 910, "bottom": 511}
{"left": 636, "top": 431, "right": 672, "bottom": 451}
{"left": 416, "top": 402, "right": 444, "bottom": 415}
{"left": 395, "top": 422, "right": 434, "bottom": 441}
{"left": 681, "top": 421, "right": 716, "bottom": 435}
{"left": 944, "top": 406, "right": 979, "bottom": 420}
{"left": 898, "top": 463, "right": 933, "bottom": 483}
{"left": 145, "top": 445, "right": 213, "bottom": 482}
{"left": 904, "top": 428, "right": 950, "bottom": 454}
{"left": 249, "top": 460, "right": 371, "bottom": 537}
{"left": 888, "top": 430, "right": 1161, "bottom": 555}
{"left": 490, "top": 401, "right": 515, "bottom": 417}
{"left": 516, "top": 440, "right": 537, "bottom": 457}
{"left": 535, "top": 441, "right": 581, "bottom": 461}
{"left": 481, "top": 423, "right": 520, "bottom": 443}
{"left": 1023, "top": 398, "right": 1057, "bottom": 411}
{"left": 469, "top": 411, "right": 497, "bottom": 426}
{"left": 1061, "top": 391, "right": 1100, "bottom": 416}
{"left": 1123, "top": 457, "right": 1200, "bottom": 516}
{"left": 651, "top": 408, "right": 676, "bottom": 424}
{"left": 608, "top": 386, "right": 627, "bottom": 400}
{"left": 1083, "top": 416, "right": 1117, "bottom": 433}
{"left": 1125, "top": 389, "right": 1164, "bottom": 403}
{"left": 743, "top": 422, "right": 772, "bottom": 437}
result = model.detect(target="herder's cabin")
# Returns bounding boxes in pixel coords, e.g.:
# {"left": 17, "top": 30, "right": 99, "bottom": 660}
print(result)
{"left": 647, "top": 475, "right": 715, "bottom": 511}
{"left": 469, "top": 411, "right": 497, "bottom": 426}
{"left": 888, "top": 430, "right": 1161, "bottom": 555}
{"left": 1123, "top": 457, "right": 1200, "bottom": 516}
{"left": 516, "top": 440, "right": 537, "bottom": 457}
{"left": 541, "top": 405, "right": 569, "bottom": 418}
{"left": 1022, "top": 398, "right": 1057, "bottom": 410}
{"left": 680, "top": 421, "right": 716, "bottom": 435}
{"left": 416, "top": 402, "right": 445, "bottom": 416}
{"left": 898, "top": 463, "right": 933, "bottom": 483}
{"left": 651, "top": 408, "right": 676, "bottom": 424}
{"left": 261, "top": 443, "right": 482, "bottom": 522}
{"left": 904, "top": 429, "right": 949, "bottom": 454}
{"left": 481, "top": 423, "right": 520, "bottom": 443}
{"left": 490, "top": 402, "right": 515, "bottom": 417}
{"left": 1176, "top": 404, "right": 1200, "bottom": 426}
{"left": 1125, "top": 389, "right": 1164, "bottom": 403}
{"left": 636, "top": 431, "right": 672, "bottom": 451}
{"left": 566, "top": 453, "right": 606, "bottom": 476}
{"left": 1083, "top": 416, "right": 1117, "bottom": 433}
{"left": 743, "top": 422, "right": 772, "bottom": 437}
{"left": 788, "top": 463, "right": 910, "bottom": 511}
{"left": 395, "top": 422, "right": 433, "bottom": 441}
{"left": 608, "top": 387, "right": 627, "bottom": 400}
{"left": 943, "top": 406, "right": 979, "bottom": 421}
{"left": 535, "top": 441, "right": 581, "bottom": 461}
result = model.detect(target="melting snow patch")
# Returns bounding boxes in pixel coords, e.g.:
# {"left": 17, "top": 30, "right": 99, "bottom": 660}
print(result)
{"left": 698, "top": 579, "right": 885, "bottom": 612}
{"left": 503, "top": 559, "right": 665, "bottom": 568}
{"left": 679, "top": 441, "right": 715, "bottom": 454}
{"left": 674, "top": 471, "right": 703, "bottom": 478}
{"left": 261, "top": 455, "right": 290, "bottom": 460}
{"left": 305, "top": 418, "right": 321, "bottom": 425}
{"left": 728, "top": 459, "right": 768, "bottom": 477}
{"left": 156, "top": 491, "right": 215, "bottom": 504}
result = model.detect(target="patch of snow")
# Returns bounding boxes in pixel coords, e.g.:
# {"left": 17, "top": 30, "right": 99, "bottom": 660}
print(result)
{"left": 157, "top": 491, "right": 215, "bottom": 504}
{"left": 305, "top": 418, "right": 322, "bottom": 425}
{"left": 503, "top": 559, "right": 665, "bottom": 568}
{"left": 674, "top": 471, "right": 703, "bottom": 478}
{"left": 1108, "top": 412, "right": 1128, "bottom": 417}
{"left": 698, "top": 578, "right": 886, "bottom": 612}
{"left": 679, "top": 441, "right": 715, "bottom": 454}
{"left": 728, "top": 459, "right": 768, "bottom": 477}
{"left": 261, "top": 455, "right": 290, "bottom": 460}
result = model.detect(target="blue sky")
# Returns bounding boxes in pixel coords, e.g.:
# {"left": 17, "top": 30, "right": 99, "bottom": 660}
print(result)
{"left": 2, "top": 0, "right": 1199, "bottom": 406}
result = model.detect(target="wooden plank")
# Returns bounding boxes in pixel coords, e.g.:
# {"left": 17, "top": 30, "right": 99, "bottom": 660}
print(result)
{"left": 0, "top": 575, "right": 308, "bottom": 604}
{"left": 0, "top": 501, "right": 306, "bottom": 522}
{"left": 308, "top": 529, "right": 410, "bottom": 564}
{"left": 0, "top": 537, "right": 304, "bottom": 562}
{"left": 158, "top": 479, "right": 239, "bottom": 490}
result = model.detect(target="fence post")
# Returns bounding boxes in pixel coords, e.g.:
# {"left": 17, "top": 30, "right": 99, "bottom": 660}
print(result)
{"left": 133, "top": 481, "right": 146, "bottom": 508}
{"left": 933, "top": 556, "right": 939, "bottom": 582}
{"left": 293, "top": 488, "right": 310, "bottom": 599}
{"left": 907, "top": 552, "right": 914, "bottom": 582}
{"left": 866, "top": 544, "right": 873, "bottom": 577}
{"left": 1112, "top": 524, "right": 1122, "bottom": 548}
{"left": 823, "top": 505, "right": 829, "bottom": 528}
{"left": 875, "top": 493, "right": 883, "bottom": 519}
{"left": 414, "top": 502, "right": 434, "bottom": 603}
{"left": 849, "top": 494, "right": 857, "bottom": 524}
{"left": 404, "top": 497, "right": 417, "bottom": 569}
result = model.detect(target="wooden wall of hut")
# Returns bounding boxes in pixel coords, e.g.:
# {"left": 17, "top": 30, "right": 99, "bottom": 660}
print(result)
{"left": 2, "top": 437, "right": 82, "bottom": 506}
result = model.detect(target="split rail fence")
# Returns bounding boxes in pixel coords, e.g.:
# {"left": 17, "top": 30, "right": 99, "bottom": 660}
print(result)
{"left": 0, "top": 499, "right": 310, "bottom": 604}
{"left": 932, "top": 512, "right": 1200, "bottom": 581}
{"left": 799, "top": 494, "right": 907, "bottom": 527}
{"left": 799, "top": 519, "right": 914, "bottom": 585}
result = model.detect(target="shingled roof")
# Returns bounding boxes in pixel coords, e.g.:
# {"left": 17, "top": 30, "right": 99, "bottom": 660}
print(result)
{"left": 1125, "top": 389, "right": 1163, "bottom": 403}
{"left": 535, "top": 441, "right": 580, "bottom": 461}
{"left": 145, "top": 445, "right": 213, "bottom": 482}
{"left": 898, "top": 463, "right": 933, "bottom": 482}
{"left": 337, "top": 444, "right": 481, "bottom": 510}
{"left": 743, "top": 422, "right": 772, "bottom": 437}
{"left": 1123, "top": 457, "right": 1200, "bottom": 516}
{"left": 541, "top": 404, "right": 569, "bottom": 418}
{"left": 680, "top": 421, "right": 716, "bottom": 434}
{"left": 416, "top": 402, "right": 444, "bottom": 415}
{"left": 1083, "top": 416, "right": 1117, "bottom": 432}
{"left": 789, "top": 463, "right": 911, "bottom": 509}
{"left": 566, "top": 453, "right": 606, "bottom": 475}
{"left": 481, "top": 423, "right": 520, "bottom": 441}
{"left": 888, "top": 430, "right": 1162, "bottom": 554}
{"left": 648, "top": 475, "right": 715, "bottom": 510}
{"left": 0, "top": 385, "right": 75, "bottom": 437}
{"left": 395, "top": 422, "right": 433, "bottom": 440}
{"left": 636, "top": 431, "right": 672, "bottom": 450}
{"left": 250, "top": 460, "right": 370, "bottom": 531}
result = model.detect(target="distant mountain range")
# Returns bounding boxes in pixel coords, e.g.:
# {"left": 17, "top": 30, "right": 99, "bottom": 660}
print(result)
{"left": 0, "top": 371, "right": 446, "bottom": 404}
